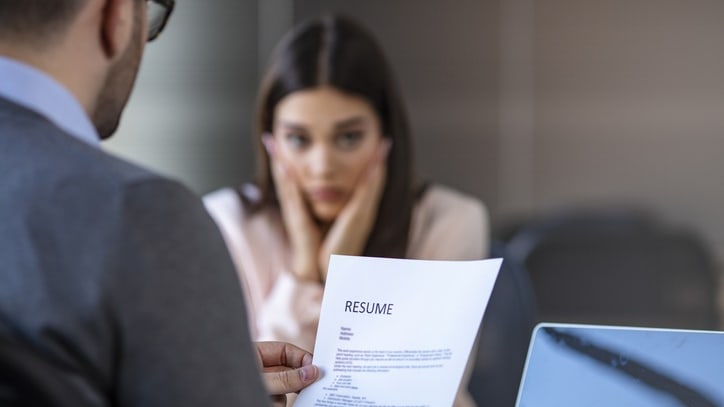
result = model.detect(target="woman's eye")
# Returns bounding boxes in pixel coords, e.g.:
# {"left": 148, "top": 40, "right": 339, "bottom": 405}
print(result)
{"left": 285, "top": 133, "right": 310, "bottom": 150}
{"left": 335, "top": 131, "right": 364, "bottom": 149}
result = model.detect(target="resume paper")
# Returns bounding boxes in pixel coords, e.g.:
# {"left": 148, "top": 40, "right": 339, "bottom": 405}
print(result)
{"left": 294, "top": 255, "right": 502, "bottom": 407}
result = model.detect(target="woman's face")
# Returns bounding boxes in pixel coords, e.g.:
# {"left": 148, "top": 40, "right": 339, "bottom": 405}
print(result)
{"left": 272, "top": 86, "right": 384, "bottom": 222}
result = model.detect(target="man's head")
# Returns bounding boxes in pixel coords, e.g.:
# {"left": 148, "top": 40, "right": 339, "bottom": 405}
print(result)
{"left": 0, "top": 0, "right": 87, "bottom": 46}
{"left": 0, "top": 0, "right": 174, "bottom": 139}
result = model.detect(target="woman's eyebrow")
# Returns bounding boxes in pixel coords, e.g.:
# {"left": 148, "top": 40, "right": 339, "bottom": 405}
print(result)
{"left": 334, "top": 116, "right": 368, "bottom": 129}
{"left": 278, "top": 121, "right": 307, "bottom": 131}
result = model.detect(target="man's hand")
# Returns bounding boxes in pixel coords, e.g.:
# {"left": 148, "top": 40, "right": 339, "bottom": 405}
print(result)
{"left": 256, "top": 341, "right": 320, "bottom": 406}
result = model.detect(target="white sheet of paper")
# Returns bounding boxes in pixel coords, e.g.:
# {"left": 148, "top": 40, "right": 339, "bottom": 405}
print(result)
{"left": 294, "top": 255, "right": 502, "bottom": 407}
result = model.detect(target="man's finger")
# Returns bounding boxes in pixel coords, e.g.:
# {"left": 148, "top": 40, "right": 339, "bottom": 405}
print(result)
{"left": 263, "top": 365, "right": 319, "bottom": 395}
{"left": 257, "top": 341, "right": 314, "bottom": 369}
{"left": 270, "top": 394, "right": 287, "bottom": 407}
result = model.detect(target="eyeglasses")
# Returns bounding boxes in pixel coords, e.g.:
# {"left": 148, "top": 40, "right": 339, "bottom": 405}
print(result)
{"left": 147, "top": 0, "right": 175, "bottom": 42}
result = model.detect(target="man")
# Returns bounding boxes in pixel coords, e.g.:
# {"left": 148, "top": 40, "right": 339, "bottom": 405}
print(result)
{"left": 0, "top": 0, "right": 318, "bottom": 405}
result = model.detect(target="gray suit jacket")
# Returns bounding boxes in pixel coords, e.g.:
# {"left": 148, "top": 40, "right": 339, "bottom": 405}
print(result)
{"left": 0, "top": 97, "right": 269, "bottom": 406}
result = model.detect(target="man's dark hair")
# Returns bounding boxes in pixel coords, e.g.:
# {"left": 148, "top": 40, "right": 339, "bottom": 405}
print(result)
{"left": 0, "top": 0, "right": 87, "bottom": 44}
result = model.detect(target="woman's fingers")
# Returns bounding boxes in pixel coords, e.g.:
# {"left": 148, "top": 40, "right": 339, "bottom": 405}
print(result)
{"left": 264, "top": 135, "right": 308, "bottom": 226}
{"left": 264, "top": 134, "right": 322, "bottom": 281}
{"left": 264, "top": 135, "right": 294, "bottom": 202}
{"left": 347, "top": 138, "right": 391, "bottom": 211}
{"left": 318, "top": 139, "right": 392, "bottom": 279}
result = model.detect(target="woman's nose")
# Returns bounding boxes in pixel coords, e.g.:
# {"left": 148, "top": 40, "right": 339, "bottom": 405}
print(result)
{"left": 307, "top": 145, "right": 336, "bottom": 177}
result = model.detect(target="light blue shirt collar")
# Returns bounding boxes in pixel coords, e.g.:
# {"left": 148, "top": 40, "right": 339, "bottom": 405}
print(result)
{"left": 0, "top": 56, "right": 100, "bottom": 147}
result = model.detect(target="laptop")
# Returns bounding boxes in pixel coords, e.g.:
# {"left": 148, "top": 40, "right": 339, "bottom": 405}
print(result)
{"left": 515, "top": 323, "right": 724, "bottom": 407}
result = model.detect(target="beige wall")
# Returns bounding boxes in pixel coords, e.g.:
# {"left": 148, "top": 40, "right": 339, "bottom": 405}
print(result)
{"left": 528, "top": 0, "right": 724, "bottom": 259}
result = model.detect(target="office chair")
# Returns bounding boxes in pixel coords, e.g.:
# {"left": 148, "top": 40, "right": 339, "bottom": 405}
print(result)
{"left": 469, "top": 242, "right": 537, "bottom": 406}
{"left": 506, "top": 208, "right": 719, "bottom": 330}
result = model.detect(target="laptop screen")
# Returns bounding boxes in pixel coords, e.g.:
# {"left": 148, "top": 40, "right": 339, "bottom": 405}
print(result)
{"left": 515, "top": 323, "right": 724, "bottom": 407}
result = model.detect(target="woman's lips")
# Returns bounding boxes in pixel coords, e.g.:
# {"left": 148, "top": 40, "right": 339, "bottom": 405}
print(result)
{"left": 308, "top": 187, "right": 344, "bottom": 202}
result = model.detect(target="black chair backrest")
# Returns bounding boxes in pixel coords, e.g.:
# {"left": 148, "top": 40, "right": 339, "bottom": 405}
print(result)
{"left": 469, "top": 243, "right": 537, "bottom": 406}
{"left": 507, "top": 210, "right": 719, "bottom": 330}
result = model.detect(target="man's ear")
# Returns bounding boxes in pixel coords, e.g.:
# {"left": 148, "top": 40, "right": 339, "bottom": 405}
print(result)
{"left": 100, "top": 0, "right": 134, "bottom": 60}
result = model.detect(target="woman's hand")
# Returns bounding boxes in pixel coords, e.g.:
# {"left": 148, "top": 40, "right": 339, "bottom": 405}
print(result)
{"left": 265, "top": 136, "right": 391, "bottom": 283}
{"left": 264, "top": 135, "right": 323, "bottom": 282}
{"left": 318, "top": 140, "right": 391, "bottom": 280}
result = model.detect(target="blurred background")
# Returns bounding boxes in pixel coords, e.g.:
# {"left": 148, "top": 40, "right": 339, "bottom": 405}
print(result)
{"left": 105, "top": 0, "right": 724, "bottom": 329}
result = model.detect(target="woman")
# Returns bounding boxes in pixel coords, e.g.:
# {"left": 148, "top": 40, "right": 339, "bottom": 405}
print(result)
{"left": 204, "top": 14, "right": 488, "bottom": 406}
